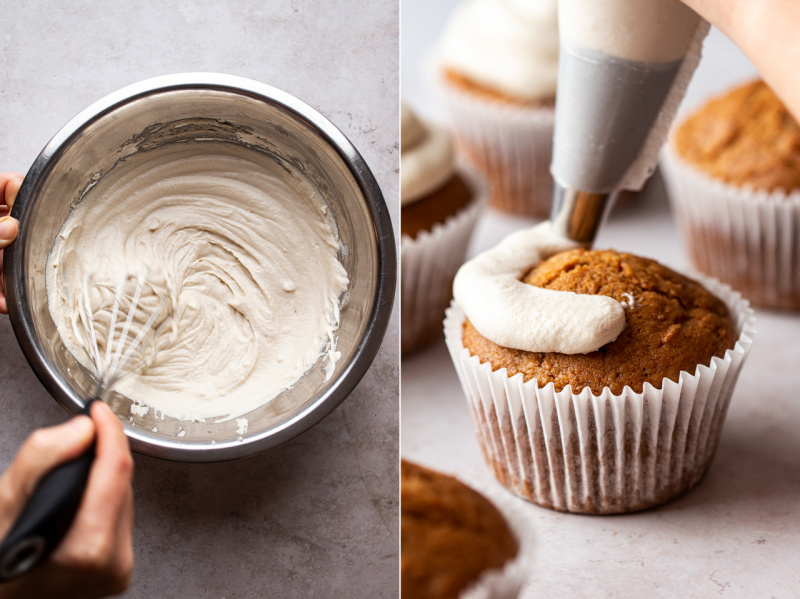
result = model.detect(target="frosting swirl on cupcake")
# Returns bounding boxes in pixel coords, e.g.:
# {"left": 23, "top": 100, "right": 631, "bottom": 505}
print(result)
{"left": 401, "top": 103, "right": 456, "bottom": 206}
{"left": 453, "top": 222, "right": 625, "bottom": 354}
{"left": 439, "top": 0, "right": 559, "bottom": 101}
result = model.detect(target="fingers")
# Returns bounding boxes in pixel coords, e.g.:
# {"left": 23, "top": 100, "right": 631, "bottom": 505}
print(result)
{"left": 0, "top": 217, "right": 18, "bottom": 251}
{"left": 0, "top": 249, "right": 6, "bottom": 316}
{"left": 0, "top": 416, "right": 95, "bottom": 539}
{"left": 0, "top": 173, "right": 23, "bottom": 316}
{"left": 681, "top": 0, "right": 800, "bottom": 120}
{"left": 111, "top": 483, "right": 134, "bottom": 590}
{"left": 1, "top": 172, "right": 23, "bottom": 211}
{"left": 81, "top": 401, "right": 133, "bottom": 527}
{"left": 51, "top": 402, "right": 134, "bottom": 595}
{"left": 0, "top": 486, "right": 134, "bottom": 599}
{"left": 56, "top": 402, "right": 133, "bottom": 559}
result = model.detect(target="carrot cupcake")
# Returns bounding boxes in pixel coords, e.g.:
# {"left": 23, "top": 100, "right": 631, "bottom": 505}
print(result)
{"left": 401, "top": 103, "right": 484, "bottom": 353}
{"left": 434, "top": 0, "right": 558, "bottom": 217}
{"left": 445, "top": 223, "right": 755, "bottom": 514}
{"left": 663, "top": 79, "right": 800, "bottom": 310}
{"left": 401, "top": 459, "right": 525, "bottom": 599}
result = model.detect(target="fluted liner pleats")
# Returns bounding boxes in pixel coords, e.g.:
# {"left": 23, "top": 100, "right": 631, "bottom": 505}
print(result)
{"left": 401, "top": 181, "right": 484, "bottom": 353}
{"left": 662, "top": 144, "right": 800, "bottom": 310}
{"left": 444, "top": 277, "right": 755, "bottom": 514}
{"left": 433, "top": 70, "right": 555, "bottom": 218}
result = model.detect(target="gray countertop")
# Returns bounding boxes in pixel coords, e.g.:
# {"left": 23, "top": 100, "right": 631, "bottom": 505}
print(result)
{"left": 402, "top": 3, "right": 800, "bottom": 596}
{"left": 0, "top": 2, "right": 398, "bottom": 597}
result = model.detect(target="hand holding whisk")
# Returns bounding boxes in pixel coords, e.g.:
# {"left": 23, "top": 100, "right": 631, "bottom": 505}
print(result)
{"left": 0, "top": 274, "right": 172, "bottom": 582}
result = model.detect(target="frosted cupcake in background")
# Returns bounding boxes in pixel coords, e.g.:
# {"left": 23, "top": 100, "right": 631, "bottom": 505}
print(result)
{"left": 435, "top": 0, "right": 558, "bottom": 217}
{"left": 401, "top": 103, "right": 485, "bottom": 354}
{"left": 663, "top": 79, "right": 800, "bottom": 310}
{"left": 444, "top": 223, "right": 755, "bottom": 514}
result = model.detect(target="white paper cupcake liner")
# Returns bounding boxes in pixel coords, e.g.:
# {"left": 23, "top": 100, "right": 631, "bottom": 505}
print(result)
{"left": 458, "top": 480, "right": 534, "bottom": 599}
{"left": 401, "top": 171, "right": 486, "bottom": 353}
{"left": 431, "top": 65, "right": 554, "bottom": 218}
{"left": 662, "top": 143, "right": 800, "bottom": 310}
{"left": 443, "top": 277, "right": 755, "bottom": 514}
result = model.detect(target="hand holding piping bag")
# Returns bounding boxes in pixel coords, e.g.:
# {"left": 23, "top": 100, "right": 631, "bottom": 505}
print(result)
{"left": 550, "top": 0, "right": 800, "bottom": 246}
{"left": 680, "top": 0, "right": 800, "bottom": 120}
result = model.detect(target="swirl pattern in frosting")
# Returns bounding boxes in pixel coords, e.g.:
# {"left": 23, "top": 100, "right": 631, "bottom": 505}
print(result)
{"left": 439, "top": 0, "right": 559, "bottom": 101}
{"left": 46, "top": 142, "right": 349, "bottom": 421}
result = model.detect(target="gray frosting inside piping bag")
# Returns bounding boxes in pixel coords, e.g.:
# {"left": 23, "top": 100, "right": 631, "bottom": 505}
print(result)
{"left": 551, "top": 47, "right": 683, "bottom": 194}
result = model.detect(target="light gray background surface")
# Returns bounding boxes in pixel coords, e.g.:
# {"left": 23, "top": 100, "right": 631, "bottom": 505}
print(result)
{"left": 402, "top": 2, "right": 800, "bottom": 598}
{"left": 0, "top": 1, "right": 398, "bottom": 597}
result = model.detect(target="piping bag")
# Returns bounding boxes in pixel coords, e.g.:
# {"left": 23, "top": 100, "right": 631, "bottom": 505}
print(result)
{"left": 549, "top": 0, "right": 709, "bottom": 245}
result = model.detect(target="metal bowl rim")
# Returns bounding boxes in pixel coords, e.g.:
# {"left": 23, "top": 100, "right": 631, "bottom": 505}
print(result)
{"left": 5, "top": 72, "right": 397, "bottom": 462}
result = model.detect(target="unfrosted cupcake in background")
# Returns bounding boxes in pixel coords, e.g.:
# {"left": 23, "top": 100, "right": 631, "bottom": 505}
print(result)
{"left": 663, "top": 79, "right": 800, "bottom": 310}
{"left": 434, "top": 0, "right": 558, "bottom": 217}
{"left": 401, "top": 460, "right": 526, "bottom": 599}
{"left": 401, "top": 103, "right": 484, "bottom": 354}
{"left": 445, "top": 223, "right": 755, "bottom": 514}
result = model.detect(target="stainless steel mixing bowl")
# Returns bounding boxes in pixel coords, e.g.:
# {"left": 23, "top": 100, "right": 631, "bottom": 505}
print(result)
{"left": 4, "top": 73, "right": 396, "bottom": 462}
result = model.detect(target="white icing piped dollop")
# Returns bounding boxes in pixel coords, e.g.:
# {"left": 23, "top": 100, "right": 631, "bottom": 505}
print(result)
{"left": 401, "top": 103, "right": 455, "bottom": 206}
{"left": 439, "top": 0, "right": 559, "bottom": 101}
{"left": 453, "top": 222, "right": 625, "bottom": 354}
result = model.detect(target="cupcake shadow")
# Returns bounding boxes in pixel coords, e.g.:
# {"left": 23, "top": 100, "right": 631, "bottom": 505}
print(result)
{"left": 655, "top": 418, "right": 800, "bottom": 523}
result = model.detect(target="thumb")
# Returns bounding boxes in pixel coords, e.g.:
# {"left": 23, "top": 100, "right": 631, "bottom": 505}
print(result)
{"left": 0, "top": 416, "right": 95, "bottom": 539}
{"left": 2, "top": 172, "right": 23, "bottom": 211}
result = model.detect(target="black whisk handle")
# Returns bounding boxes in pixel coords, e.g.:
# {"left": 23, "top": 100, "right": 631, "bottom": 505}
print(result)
{"left": 80, "top": 396, "right": 100, "bottom": 416}
{"left": 0, "top": 399, "right": 98, "bottom": 582}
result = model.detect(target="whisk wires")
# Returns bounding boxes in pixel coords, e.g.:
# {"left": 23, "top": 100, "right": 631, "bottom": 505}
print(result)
{"left": 76, "top": 274, "right": 171, "bottom": 398}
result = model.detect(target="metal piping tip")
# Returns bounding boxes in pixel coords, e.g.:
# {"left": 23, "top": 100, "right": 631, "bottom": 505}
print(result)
{"left": 549, "top": 180, "right": 618, "bottom": 246}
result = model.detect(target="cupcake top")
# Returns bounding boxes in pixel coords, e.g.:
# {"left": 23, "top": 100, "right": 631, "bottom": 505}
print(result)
{"left": 401, "top": 460, "right": 518, "bottom": 599}
{"left": 401, "top": 104, "right": 474, "bottom": 239}
{"left": 462, "top": 248, "right": 736, "bottom": 395}
{"left": 675, "top": 79, "right": 800, "bottom": 191}
{"left": 401, "top": 103, "right": 456, "bottom": 206}
{"left": 439, "top": 0, "right": 559, "bottom": 102}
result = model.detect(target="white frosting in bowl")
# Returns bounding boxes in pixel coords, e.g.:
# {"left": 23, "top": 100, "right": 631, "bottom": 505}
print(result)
{"left": 439, "top": 0, "right": 559, "bottom": 101}
{"left": 401, "top": 103, "right": 455, "bottom": 206}
{"left": 453, "top": 222, "right": 625, "bottom": 354}
{"left": 46, "top": 142, "right": 349, "bottom": 422}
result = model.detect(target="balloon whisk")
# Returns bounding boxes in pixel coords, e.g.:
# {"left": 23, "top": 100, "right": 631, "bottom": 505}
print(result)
{"left": 75, "top": 274, "right": 172, "bottom": 400}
